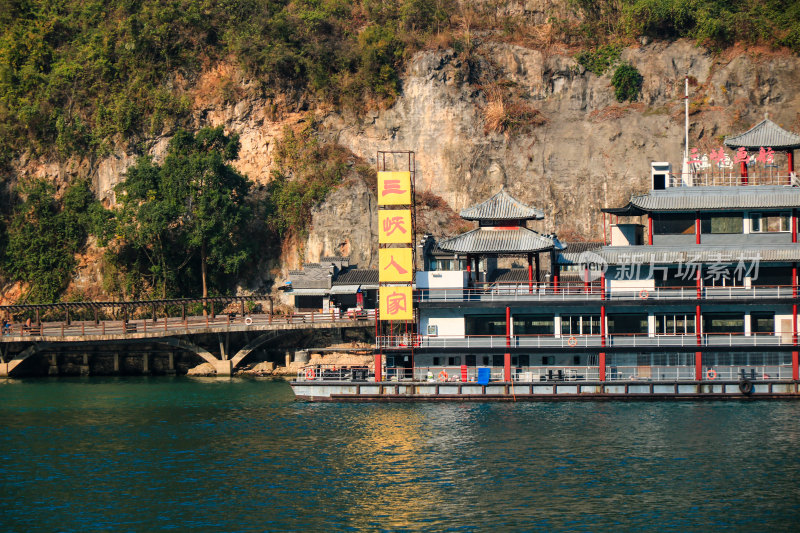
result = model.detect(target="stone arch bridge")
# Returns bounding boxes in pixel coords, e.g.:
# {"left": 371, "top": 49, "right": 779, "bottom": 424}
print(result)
{"left": 0, "top": 297, "right": 376, "bottom": 377}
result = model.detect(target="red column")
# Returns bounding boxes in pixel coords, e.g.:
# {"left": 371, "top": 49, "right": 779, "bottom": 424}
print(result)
{"left": 789, "top": 150, "right": 794, "bottom": 175}
{"left": 504, "top": 306, "right": 511, "bottom": 382}
{"left": 375, "top": 353, "right": 382, "bottom": 382}
{"left": 740, "top": 160, "right": 748, "bottom": 185}
{"left": 695, "top": 211, "right": 701, "bottom": 245}
{"left": 792, "top": 210, "right": 797, "bottom": 244}
{"left": 603, "top": 213, "right": 607, "bottom": 245}
{"left": 793, "top": 351, "right": 799, "bottom": 381}
{"left": 600, "top": 305, "right": 606, "bottom": 381}
{"left": 648, "top": 216, "right": 653, "bottom": 245}
{"left": 600, "top": 271, "right": 606, "bottom": 301}
{"left": 599, "top": 352, "right": 606, "bottom": 382}
{"left": 695, "top": 303, "right": 702, "bottom": 381}
{"left": 584, "top": 266, "right": 589, "bottom": 293}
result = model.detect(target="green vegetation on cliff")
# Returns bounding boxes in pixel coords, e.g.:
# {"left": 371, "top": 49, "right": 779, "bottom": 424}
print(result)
{"left": 1, "top": 0, "right": 799, "bottom": 304}
{"left": 2, "top": 179, "right": 108, "bottom": 302}
{"left": 110, "top": 127, "right": 253, "bottom": 299}
{"left": 570, "top": 0, "right": 800, "bottom": 49}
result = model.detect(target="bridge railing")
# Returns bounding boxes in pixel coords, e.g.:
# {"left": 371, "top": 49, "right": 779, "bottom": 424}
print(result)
{"left": 0, "top": 308, "right": 377, "bottom": 340}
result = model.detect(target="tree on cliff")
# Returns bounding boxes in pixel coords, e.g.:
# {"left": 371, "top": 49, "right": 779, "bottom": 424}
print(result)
{"left": 114, "top": 127, "right": 253, "bottom": 299}
{"left": 3, "top": 179, "right": 109, "bottom": 303}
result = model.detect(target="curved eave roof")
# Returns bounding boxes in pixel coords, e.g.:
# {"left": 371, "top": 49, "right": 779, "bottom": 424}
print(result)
{"left": 460, "top": 189, "right": 545, "bottom": 221}
{"left": 724, "top": 119, "right": 800, "bottom": 150}
{"left": 438, "top": 227, "right": 560, "bottom": 254}
{"left": 603, "top": 186, "right": 800, "bottom": 214}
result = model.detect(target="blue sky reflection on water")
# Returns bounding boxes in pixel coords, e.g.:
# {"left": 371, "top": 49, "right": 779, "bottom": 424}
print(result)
{"left": 1, "top": 377, "right": 799, "bottom": 531}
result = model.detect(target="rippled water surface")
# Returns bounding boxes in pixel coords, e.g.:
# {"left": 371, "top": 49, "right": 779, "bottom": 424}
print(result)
{"left": 1, "top": 377, "right": 799, "bottom": 531}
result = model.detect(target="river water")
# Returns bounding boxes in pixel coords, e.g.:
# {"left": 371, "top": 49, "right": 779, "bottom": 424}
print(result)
{"left": 1, "top": 377, "right": 799, "bottom": 532}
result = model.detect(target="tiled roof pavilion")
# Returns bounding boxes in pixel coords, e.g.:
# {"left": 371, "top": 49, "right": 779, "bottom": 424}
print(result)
{"left": 460, "top": 188, "right": 545, "bottom": 221}
{"left": 440, "top": 189, "right": 561, "bottom": 255}
{"left": 724, "top": 118, "right": 800, "bottom": 151}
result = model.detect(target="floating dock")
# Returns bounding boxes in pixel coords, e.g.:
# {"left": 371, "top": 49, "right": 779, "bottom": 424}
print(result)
{"left": 290, "top": 379, "right": 800, "bottom": 401}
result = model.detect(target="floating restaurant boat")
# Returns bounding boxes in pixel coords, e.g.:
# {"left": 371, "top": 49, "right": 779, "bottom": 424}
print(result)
{"left": 291, "top": 118, "right": 800, "bottom": 401}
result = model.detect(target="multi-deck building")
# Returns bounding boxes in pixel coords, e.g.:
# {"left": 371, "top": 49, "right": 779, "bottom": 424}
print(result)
{"left": 378, "top": 119, "right": 800, "bottom": 384}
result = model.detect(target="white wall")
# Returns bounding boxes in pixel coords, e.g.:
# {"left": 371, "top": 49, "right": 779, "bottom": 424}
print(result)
{"left": 416, "top": 270, "right": 467, "bottom": 289}
{"left": 420, "top": 311, "right": 465, "bottom": 337}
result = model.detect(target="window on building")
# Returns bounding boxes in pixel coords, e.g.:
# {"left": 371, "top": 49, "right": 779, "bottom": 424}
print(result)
{"left": 750, "top": 212, "right": 790, "bottom": 233}
{"left": 702, "top": 313, "right": 744, "bottom": 334}
{"left": 653, "top": 213, "right": 695, "bottom": 235}
{"left": 514, "top": 315, "right": 554, "bottom": 335}
{"left": 448, "top": 356, "right": 460, "bottom": 366}
{"left": 429, "top": 258, "right": 468, "bottom": 271}
{"left": 751, "top": 266, "right": 793, "bottom": 286}
{"left": 655, "top": 315, "right": 696, "bottom": 335}
{"left": 607, "top": 314, "right": 648, "bottom": 334}
{"left": 465, "top": 315, "right": 506, "bottom": 336}
{"left": 751, "top": 312, "right": 775, "bottom": 334}
{"left": 701, "top": 214, "right": 743, "bottom": 234}
{"left": 433, "top": 357, "right": 441, "bottom": 365}
{"left": 561, "top": 315, "right": 601, "bottom": 335}
{"left": 542, "top": 356, "right": 555, "bottom": 365}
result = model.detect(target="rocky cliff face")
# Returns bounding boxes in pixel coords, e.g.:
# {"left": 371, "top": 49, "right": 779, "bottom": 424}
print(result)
{"left": 10, "top": 38, "right": 800, "bottom": 296}
{"left": 322, "top": 40, "right": 800, "bottom": 244}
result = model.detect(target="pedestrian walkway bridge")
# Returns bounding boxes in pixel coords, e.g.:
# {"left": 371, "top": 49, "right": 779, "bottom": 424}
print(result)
{"left": 0, "top": 297, "right": 376, "bottom": 377}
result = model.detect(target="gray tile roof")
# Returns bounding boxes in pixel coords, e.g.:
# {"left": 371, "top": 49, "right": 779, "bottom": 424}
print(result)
{"left": 557, "top": 242, "right": 604, "bottom": 265}
{"left": 460, "top": 189, "right": 545, "bottom": 221}
{"left": 725, "top": 119, "right": 800, "bottom": 150}
{"left": 605, "top": 186, "right": 800, "bottom": 214}
{"left": 598, "top": 244, "right": 800, "bottom": 265}
{"left": 438, "top": 227, "right": 557, "bottom": 254}
{"left": 332, "top": 268, "right": 379, "bottom": 285}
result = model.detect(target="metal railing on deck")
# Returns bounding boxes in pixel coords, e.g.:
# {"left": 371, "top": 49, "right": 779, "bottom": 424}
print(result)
{"left": 375, "top": 365, "right": 789, "bottom": 383}
{"left": 377, "top": 332, "right": 798, "bottom": 350}
{"left": 415, "top": 284, "right": 798, "bottom": 303}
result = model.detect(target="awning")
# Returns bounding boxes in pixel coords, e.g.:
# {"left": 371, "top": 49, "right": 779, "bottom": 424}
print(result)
{"left": 289, "top": 288, "right": 329, "bottom": 296}
{"left": 330, "top": 285, "right": 361, "bottom": 294}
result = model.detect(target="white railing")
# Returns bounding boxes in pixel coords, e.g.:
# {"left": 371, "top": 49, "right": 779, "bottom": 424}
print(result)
{"left": 361, "top": 365, "right": 791, "bottom": 383}
{"left": 415, "top": 285, "right": 797, "bottom": 303}
{"left": 377, "top": 333, "right": 797, "bottom": 350}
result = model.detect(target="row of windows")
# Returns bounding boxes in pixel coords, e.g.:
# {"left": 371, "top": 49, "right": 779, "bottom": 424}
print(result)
{"left": 426, "top": 352, "right": 790, "bottom": 366}
{"left": 653, "top": 212, "right": 792, "bottom": 235}
{"left": 464, "top": 313, "right": 777, "bottom": 335}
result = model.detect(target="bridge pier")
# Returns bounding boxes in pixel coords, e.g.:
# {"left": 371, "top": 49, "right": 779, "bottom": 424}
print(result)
{"left": 212, "top": 359, "right": 232, "bottom": 376}
{"left": 48, "top": 354, "right": 59, "bottom": 375}
{"left": 0, "top": 360, "right": 23, "bottom": 377}
{"left": 142, "top": 352, "right": 150, "bottom": 374}
{"left": 80, "top": 354, "right": 90, "bottom": 376}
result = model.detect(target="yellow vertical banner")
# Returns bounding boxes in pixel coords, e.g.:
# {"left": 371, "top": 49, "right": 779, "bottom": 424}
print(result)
{"left": 377, "top": 171, "right": 411, "bottom": 205}
{"left": 379, "top": 286, "right": 413, "bottom": 321}
{"left": 378, "top": 210, "right": 412, "bottom": 244}
{"left": 379, "top": 248, "right": 413, "bottom": 282}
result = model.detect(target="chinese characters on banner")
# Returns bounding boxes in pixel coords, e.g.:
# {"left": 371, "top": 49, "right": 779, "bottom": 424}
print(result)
{"left": 377, "top": 171, "right": 411, "bottom": 205}
{"left": 379, "top": 286, "right": 413, "bottom": 321}
{"left": 377, "top": 170, "right": 413, "bottom": 322}
{"left": 378, "top": 210, "right": 412, "bottom": 243}
{"left": 379, "top": 248, "right": 413, "bottom": 282}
